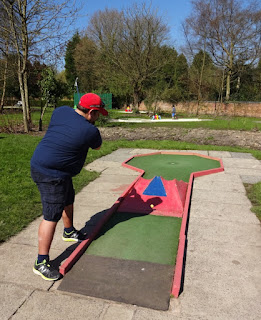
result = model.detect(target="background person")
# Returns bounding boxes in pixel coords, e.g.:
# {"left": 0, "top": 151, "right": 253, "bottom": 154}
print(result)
{"left": 30, "top": 93, "right": 108, "bottom": 281}
{"left": 172, "top": 104, "right": 176, "bottom": 119}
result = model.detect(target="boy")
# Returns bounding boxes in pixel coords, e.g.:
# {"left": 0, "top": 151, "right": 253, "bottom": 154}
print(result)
{"left": 31, "top": 93, "right": 108, "bottom": 280}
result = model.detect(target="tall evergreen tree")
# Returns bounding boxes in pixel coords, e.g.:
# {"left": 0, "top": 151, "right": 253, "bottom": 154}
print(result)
{"left": 190, "top": 50, "right": 218, "bottom": 100}
{"left": 65, "top": 32, "right": 81, "bottom": 92}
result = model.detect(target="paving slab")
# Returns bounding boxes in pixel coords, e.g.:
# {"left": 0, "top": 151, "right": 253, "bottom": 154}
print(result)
{"left": 130, "top": 148, "right": 160, "bottom": 155}
{"left": 179, "top": 272, "right": 261, "bottom": 320}
{"left": 190, "top": 200, "right": 258, "bottom": 223}
{"left": 130, "top": 149, "right": 210, "bottom": 157}
{"left": 230, "top": 152, "right": 255, "bottom": 159}
{"left": 193, "top": 179, "right": 246, "bottom": 192}
{"left": 187, "top": 217, "right": 261, "bottom": 246}
{"left": 195, "top": 171, "right": 242, "bottom": 183}
{"left": 224, "top": 167, "right": 261, "bottom": 177}
{"left": 208, "top": 150, "right": 232, "bottom": 158}
{"left": 240, "top": 174, "right": 261, "bottom": 184}
{"left": 0, "top": 242, "right": 59, "bottom": 289}
{"left": 74, "top": 191, "right": 122, "bottom": 207}
{"left": 101, "top": 166, "right": 141, "bottom": 176}
{"left": 8, "top": 218, "right": 40, "bottom": 247}
{"left": 85, "top": 159, "right": 120, "bottom": 172}
{"left": 7, "top": 218, "right": 87, "bottom": 256}
{"left": 0, "top": 283, "right": 33, "bottom": 320}
{"left": 181, "top": 150, "right": 209, "bottom": 156}
{"left": 191, "top": 189, "right": 252, "bottom": 205}
{"left": 102, "top": 304, "right": 135, "bottom": 320}
{"left": 133, "top": 308, "right": 182, "bottom": 320}
{"left": 11, "top": 290, "right": 106, "bottom": 320}
{"left": 93, "top": 174, "right": 141, "bottom": 184}
{"left": 98, "top": 148, "right": 135, "bottom": 162}
{"left": 75, "top": 206, "right": 109, "bottom": 225}
{"left": 81, "top": 180, "right": 132, "bottom": 194}
{"left": 186, "top": 240, "right": 261, "bottom": 277}
{"left": 222, "top": 157, "right": 261, "bottom": 169}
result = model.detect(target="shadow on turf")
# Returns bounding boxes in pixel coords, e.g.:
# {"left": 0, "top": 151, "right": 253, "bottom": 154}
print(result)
{"left": 50, "top": 191, "right": 167, "bottom": 280}
{"left": 50, "top": 208, "right": 112, "bottom": 270}
{"left": 50, "top": 198, "right": 159, "bottom": 271}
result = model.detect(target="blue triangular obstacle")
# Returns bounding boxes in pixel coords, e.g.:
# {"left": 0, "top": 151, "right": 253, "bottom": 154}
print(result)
{"left": 143, "top": 176, "right": 167, "bottom": 197}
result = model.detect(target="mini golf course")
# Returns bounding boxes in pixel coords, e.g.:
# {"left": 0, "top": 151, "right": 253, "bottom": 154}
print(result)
{"left": 58, "top": 152, "right": 224, "bottom": 310}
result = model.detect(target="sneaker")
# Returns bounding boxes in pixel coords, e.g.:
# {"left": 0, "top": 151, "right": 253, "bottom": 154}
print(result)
{"left": 33, "top": 259, "right": 61, "bottom": 281}
{"left": 62, "top": 229, "right": 85, "bottom": 242}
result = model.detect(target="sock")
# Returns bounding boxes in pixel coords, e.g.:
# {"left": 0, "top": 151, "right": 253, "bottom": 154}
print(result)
{"left": 64, "top": 226, "right": 74, "bottom": 234}
{"left": 37, "top": 254, "right": 49, "bottom": 264}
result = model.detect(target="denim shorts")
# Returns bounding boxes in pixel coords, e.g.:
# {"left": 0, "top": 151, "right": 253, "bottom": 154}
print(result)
{"left": 31, "top": 168, "right": 75, "bottom": 222}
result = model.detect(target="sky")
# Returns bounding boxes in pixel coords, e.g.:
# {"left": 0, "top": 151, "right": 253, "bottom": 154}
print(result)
{"left": 74, "top": 0, "right": 192, "bottom": 50}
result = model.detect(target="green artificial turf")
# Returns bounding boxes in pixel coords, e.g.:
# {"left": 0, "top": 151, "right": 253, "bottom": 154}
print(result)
{"left": 86, "top": 212, "right": 182, "bottom": 265}
{"left": 127, "top": 154, "right": 221, "bottom": 182}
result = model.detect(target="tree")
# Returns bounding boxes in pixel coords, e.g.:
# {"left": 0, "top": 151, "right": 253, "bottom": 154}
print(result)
{"left": 184, "top": 0, "right": 261, "bottom": 101}
{"left": 143, "top": 46, "right": 177, "bottom": 111}
{"left": 0, "top": 53, "right": 20, "bottom": 100}
{"left": 0, "top": 0, "right": 79, "bottom": 132}
{"left": 87, "top": 3, "right": 170, "bottom": 108}
{"left": 231, "top": 59, "right": 261, "bottom": 101}
{"left": 65, "top": 32, "right": 81, "bottom": 92}
{"left": 27, "top": 60, "right": 47, "bottom": 99}
{"left": 156, "top": 50, "right": 190, "bottom": 104}
{"left": 38, "top": 67, "right": 66, "bottom": 130}
{"left": 174, "top": 54, "right": 189, "bottom": 98}
{"left": 73, "top": 35, "right": 102, "bottom": 93}
{"left": 189, "top": 50, "right": 218, "bottom": 100}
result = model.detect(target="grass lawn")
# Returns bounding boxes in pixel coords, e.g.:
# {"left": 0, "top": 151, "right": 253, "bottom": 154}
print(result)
{"left": 1, "top": 107, "right": 261, "bottom": 132}
{"left": 0, "top": 109, "right": 261, "bottom": 242}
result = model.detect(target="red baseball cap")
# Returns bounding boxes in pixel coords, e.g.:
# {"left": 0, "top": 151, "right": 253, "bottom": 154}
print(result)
{"left": 79, "top": 93, "right": 108, "bottom": 116}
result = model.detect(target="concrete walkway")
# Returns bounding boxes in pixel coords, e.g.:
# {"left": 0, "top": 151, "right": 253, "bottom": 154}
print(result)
{"left": 110, "top": 118, "right": 213, "bottom": 123}
{"left": 1, "top": 149, "right": 260, "bottom": 320}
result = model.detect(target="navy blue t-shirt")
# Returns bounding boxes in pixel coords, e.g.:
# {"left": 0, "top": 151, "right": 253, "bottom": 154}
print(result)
{"left": 31, "top": 106, "right": 102, "bottom": 178}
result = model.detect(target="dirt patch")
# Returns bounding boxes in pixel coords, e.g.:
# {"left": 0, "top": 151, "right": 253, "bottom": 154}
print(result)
{"left": 3, "top": 124, "right": 260, "bottom": 150}
{"left": 99, "top": 127, "right": 261, "bottom": 150}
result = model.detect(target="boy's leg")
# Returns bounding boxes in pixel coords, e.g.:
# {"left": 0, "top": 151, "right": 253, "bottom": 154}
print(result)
{"left": 34, "top": 219, "right": 61, "bottom": 281}
{"left": 38, "top": 219, "right": 57, "bottom": 255}
{"left": 61, "top": 179, "right": 85, "bottom": 242}
{"left": 62, "top": 204, "right": 74, "bottom": 228}
{"left": 62, "top": 203, "right": 85, "bottom": 242}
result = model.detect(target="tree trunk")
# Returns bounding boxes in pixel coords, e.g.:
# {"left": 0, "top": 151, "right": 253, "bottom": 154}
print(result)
{"left": 196, "top": 49, "right": 206, "bottom": 116}
{"left": 226, "top": 70, "right": 231, "bottom": 101}
{"left": 17, "top": 71, "right": 29, "bottom": 133}
{"left": 0, "top": 54, "right": 8, "bottom": 113}
{"left": 24, "top": 70, "right": 31, "bottom": 127}
{"left": 39, "top": 101, "right": 48, "bottom": 131}
{"left": 0, "top": 38, "right": 9, "bottom": 113}
{"left": 4, "top": 0, "right": 31, "bottom": 132}
{"left": 133, "top": 86, "right": 140, "bottom": 109}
